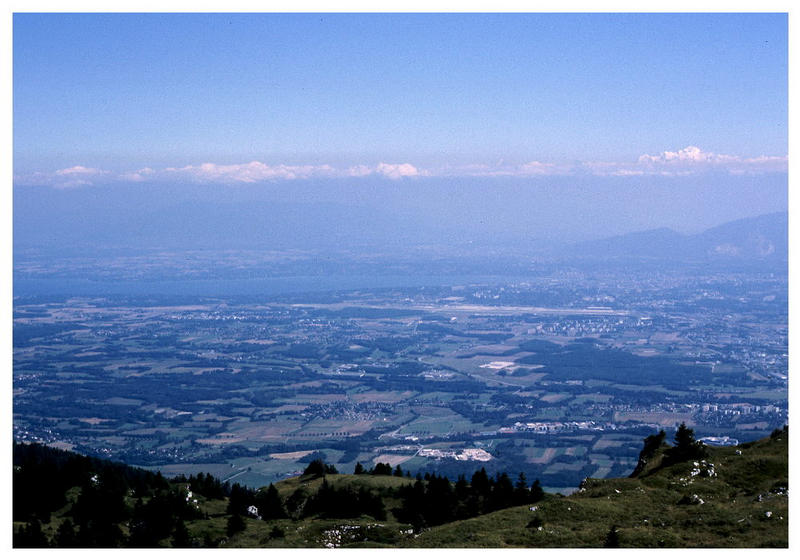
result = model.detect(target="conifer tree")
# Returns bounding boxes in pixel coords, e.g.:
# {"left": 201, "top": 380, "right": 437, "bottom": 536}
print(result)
{"left": 54, "top": 518, "right": 79, "bottom": 547}
{"left": 604, "top": 525, "right": 620, "bottom": 548}
{"left": 171, "top": 519, "right": 191, "bottom": 548}
{"left": 530, "top": 479, "right": 545, "bottom": 502}
{"left": 513, "top": 472, "right": 531, "bottom": 505}
{"left": 667, "top": 423, "right": 706, "bottom": 463}
{"left": 255, "top": 483, "right": 287, "bottom": 520}
{"left": 226, "top": 513, "right": 246, "bottom": 538}
{"left": 14, "top": 517, "right": 50, "bottom": 548}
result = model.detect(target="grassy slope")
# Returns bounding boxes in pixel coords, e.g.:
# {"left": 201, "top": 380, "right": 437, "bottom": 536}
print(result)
{"left": 216, "top": 473, "right": 416, "bottom": 547}
{"left": 410, "top": 432, "right": 788, "bottom": 548}
{"left": 218, "top": 432, "right": 788, "bottom": 547}
{"left": 18, "top": 433, "right": 787, "bottom": 548}
{"left": 273, "top": 472, "right": 412, "bottom": 496}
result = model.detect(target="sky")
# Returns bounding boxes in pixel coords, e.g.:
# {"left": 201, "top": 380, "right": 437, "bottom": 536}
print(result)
{"left": 10, "top": 12, "right": 789, "bottom": 245}
{"left": 14, "top": 13, "right": 787, "bottom": 172}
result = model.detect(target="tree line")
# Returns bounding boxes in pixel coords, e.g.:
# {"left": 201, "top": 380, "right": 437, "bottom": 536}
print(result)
{"left": 393, "top": 468, "right": 544, "bottom": 529}
{"left": 14, "top": 443, "right": 220, "bottom": 547}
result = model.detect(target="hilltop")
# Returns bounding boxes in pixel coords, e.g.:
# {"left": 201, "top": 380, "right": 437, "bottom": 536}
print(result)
{"left": 410, "top": 426, "right": 788, "bottom": 547}
{"left": 569, "top": 212, "right": 787, "bottom": 263}
{"left": 13, "top": 426, "right": 787, "bottom": 548}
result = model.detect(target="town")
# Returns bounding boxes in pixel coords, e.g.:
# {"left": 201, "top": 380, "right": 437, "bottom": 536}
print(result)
{"left": 13, "top": 257, "right": 787, "bottom": 493}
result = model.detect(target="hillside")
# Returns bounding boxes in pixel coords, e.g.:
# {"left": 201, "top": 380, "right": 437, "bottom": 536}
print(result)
{"left": 411, "top": 427, "right": 788, "bottom": 547}
{"left": 569, "top": 212, "right": 787, "bottom": 263}
{"left": 13, "top": 427, "right": 788, "bottom": 548}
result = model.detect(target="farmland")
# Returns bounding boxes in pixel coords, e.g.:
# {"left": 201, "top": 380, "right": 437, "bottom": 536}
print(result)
{"left": 13, "top": 264, "right": 787, "bottom": 491}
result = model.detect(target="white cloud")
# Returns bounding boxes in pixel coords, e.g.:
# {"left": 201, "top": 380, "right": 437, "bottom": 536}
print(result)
{"left": 346, "top": 165, "right": 374, "bottom": 177}
{"left": 156, "top": 161, "right": 426, "bottom": 182}
{"left": 52, "top": 179, "right": 93, "bottom": 189}
{"left": 118, "top": 167, "right": 155, "bottom": 182}
{"left": 580, "top": 146, "right": 787, "bottom": 177}
{"left": 375, "top": 162, "right": 423, "bottom": 179}
{"left": 54, "top": 165, "right": 108, "bottom": 176}
{"left": 437, "top": 161, "right": 571, "bottom": 177}
{"left": 609, "top": 169, "right": 645, "bottom": 177}
{"left": 516, "top": 161, "right": 565, "bottom": 176}
{"left": 634, "top": 146, "right": 786, "bottom": 174}
{"left": 163, "top": 162, "right": 341, "bottom": 183}
{"left": 14, "top": 147, "right": 787, "bottom": 189}
{"left": 13, "top": 165, "right": 110, "bottom": 188}
{"left": 637, "top": 145, "right": 742, "bottom": 165}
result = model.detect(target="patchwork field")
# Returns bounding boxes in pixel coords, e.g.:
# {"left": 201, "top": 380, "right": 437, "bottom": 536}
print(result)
{"left": 13, "top": 276, "right": 787, "bottom": 491}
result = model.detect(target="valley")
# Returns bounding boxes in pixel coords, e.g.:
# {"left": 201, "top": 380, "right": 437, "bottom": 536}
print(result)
{"left": 13, "top": 259, "right": 787, "bottom": 493}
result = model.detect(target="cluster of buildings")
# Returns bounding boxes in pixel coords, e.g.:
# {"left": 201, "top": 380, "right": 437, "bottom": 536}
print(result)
{"left": 417, "top": 447, "right": 493, "bottom": 462}
{"left": 500, "top": 421, "right": 607, "bottom": 434}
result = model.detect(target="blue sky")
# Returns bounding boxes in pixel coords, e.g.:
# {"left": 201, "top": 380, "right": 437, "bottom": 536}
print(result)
{"left": 13, "top": 12, "right": 787, "bottom": 179}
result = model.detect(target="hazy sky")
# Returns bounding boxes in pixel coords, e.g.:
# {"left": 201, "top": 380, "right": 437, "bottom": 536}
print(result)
{"left": 12, "top": 12, "right": 788, "bottom": 246}
{"left": 14, "top": 13, "right": 786, "bottom": 172}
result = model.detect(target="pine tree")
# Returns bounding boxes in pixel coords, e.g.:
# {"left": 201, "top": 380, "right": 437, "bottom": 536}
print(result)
{"left": 490, "top": 472, "right": 514, "bottom": 510}
{"left": 674, "top": 422, "right": 695, "bottom": 450}
{"left": 604, "top": 525, "right": 620, "bottom": 548}
{"left": 530, "top": 479, "right": 545, "bottom": 502}
{"left": 667, "top": 423, "right": 706, "bottom": 463}
{"left": 54, "top": 518, "right": 79, "bottom": 547}
{"left": 269, "top": 525, "right": 285, "bottom": 539}
{"left": 470, "top": 468, "right": 490, "bottom": 497}
{"left": 226, "top": 513, "right": 246, "bottom": 538}
{"left": 14, "top": 517, "right": 50, "bottom": 548}
{"left": 513, "top": 472, "right": 531, "bottom": 505}
{"left": 255, "top": 483, "right": 287, "bottom": 520}
{"left": 171, "top": 519, "right": 191, "bottom": 548}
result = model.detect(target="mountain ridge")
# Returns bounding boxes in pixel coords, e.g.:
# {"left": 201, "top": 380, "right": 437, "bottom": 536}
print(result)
{"left": 569, "top": 212, "right": 787, "bottom": 262}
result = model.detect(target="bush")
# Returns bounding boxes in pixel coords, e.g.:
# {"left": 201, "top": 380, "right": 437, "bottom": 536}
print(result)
{"left": 303, "top": 459, "right": 338, "bottom": 477}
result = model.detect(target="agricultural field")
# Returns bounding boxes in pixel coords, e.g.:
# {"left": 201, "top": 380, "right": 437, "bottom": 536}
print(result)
{"left": 14, "top": 269, "right": 787, "bottom": 491}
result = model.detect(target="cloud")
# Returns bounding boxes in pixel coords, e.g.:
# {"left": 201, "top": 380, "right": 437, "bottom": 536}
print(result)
{"left": 517, "top": 161, "right": 562, "bottom": 175}
{"left": 54, "top": 165, "right": 107, "bottom": 176}
{"left": 162, "top": 161, "right": 341, "bottom": 182}
{"left": 346, "top": 165, "right": 374, "bottom": 177}
{"left": 15, "top": 161, "right": 428, "bottom": 187}
{"left": 375, "top": 162, "right": 423, "bottom": 179}
{"left": 346, "top": 163, "right": 424, "bottom": 179}
{"left": 13, "top": 165, "right": 110, "bottom": 188}
{"left": 158, "top": 161, "right": 425, "bottom": 182}
{"left": 581, "top": 146, "right": 787, "bottom": 177}
{"left": 637, "top": 145, "right": 731, "bottom": 164}
{"left": 633, "top": 146, "right": 786, "bottom": 174}
{"left": 14, "top": 147, "right": 786, "bottom": 189}
{"left": 118, "top": 167, "right": 155, "bottom": 182}
{"left": 53, "top": 179, "right": 94, "bottom": 189}
{"left": 436, "top": 161, "right": 572, "bottom": 178}
{"left": 732, "top": 155, "right": 789, "bottom": 175}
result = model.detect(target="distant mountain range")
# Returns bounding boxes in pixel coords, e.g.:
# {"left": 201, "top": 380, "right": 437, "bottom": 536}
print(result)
{"left": 569, "top": 212, "right": 787, "bottom": 262}
{"left": 13, "top": 178, "right": 788, "bottom": 263}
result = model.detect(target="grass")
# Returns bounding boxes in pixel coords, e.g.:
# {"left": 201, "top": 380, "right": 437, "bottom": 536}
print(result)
{"left": 274, "top": 472, "right": 412, "bottom": 498}
{"left": 189, "top": 473, "right": 418, "bottom": 547}
{"left": 410, "top": 431, "right": 788, "bottom": 548}
{"left": 21, "top": 431, "right": 787, "bottom": 548}
{"left": 199, "top": 432, "right": 788, "bottom": 547}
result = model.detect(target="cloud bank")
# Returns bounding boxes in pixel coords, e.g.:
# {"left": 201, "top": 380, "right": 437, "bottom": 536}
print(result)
{"left": 14, "top": 147, "right": 786, "bottom": 188}
{"left": 161, "top": 161, "right": 425, "bottom": 183}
